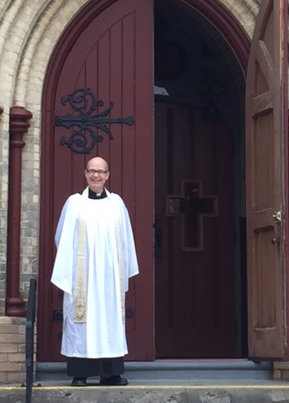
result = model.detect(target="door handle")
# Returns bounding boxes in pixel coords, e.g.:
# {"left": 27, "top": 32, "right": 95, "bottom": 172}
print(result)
{"left": 273, "top": 211, "right": 282, "bottom": 222}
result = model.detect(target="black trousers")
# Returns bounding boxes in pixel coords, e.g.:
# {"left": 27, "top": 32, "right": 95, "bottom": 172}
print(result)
{"left": 67, "top": 357, "right": 124, "bottom": 377}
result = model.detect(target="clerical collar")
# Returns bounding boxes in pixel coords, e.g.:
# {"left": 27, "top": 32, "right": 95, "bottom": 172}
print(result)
{"left": 88, "top": 188, "right": 107, "bottom": 199}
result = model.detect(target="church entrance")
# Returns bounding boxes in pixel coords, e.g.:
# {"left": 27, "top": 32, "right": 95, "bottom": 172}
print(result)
{"left": 153, "top": 0, "right": 246, "bottom": 358}
{"left": 38, "top": 0, "right": 248, "bottom": 362}
{"left": 38, "top": 0, "right": 287, "bottom": 363}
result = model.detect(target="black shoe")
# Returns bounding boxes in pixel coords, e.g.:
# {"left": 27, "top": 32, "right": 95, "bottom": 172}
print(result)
{"left": 99, "top": 375, "right": 128, "bottom": 386}
{"left": 71, "top": 377, "right": 87, "bottom": 386}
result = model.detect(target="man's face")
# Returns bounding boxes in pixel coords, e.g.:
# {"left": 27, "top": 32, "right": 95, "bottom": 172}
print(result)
{"left": 85, "top": 158, "right": 110, "bottom": 193}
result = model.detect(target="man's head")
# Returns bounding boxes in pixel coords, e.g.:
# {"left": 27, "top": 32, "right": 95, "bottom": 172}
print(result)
{"left": 85, "top": 157, "right": 110, "bottom": 193}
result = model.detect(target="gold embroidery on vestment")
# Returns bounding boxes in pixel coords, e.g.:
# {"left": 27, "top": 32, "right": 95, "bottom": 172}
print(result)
{"left": 74, "top": 187, "right": 125, "bottom": 324}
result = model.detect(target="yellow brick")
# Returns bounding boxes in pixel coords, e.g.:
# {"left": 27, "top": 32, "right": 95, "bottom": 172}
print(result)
{"left": 0, "top": 334, "right": 8, "bottom": 343}
{"left": 0, "top": 317, "right": 25, "bottom": 326}
{"left": 8, "top": 334, "right": 25, "bottom": 343}
{"left": 18, "top": 344, "right": 26, "bottom": 353}
{"left": 0, "top": 373, "right": 7, "bottom": 383}
{"left": 8, "top": 353, "right": 25, "bottom": 362}
{"left": 0, "top": 353, "right": 8, "bottom": 362}
{"left": 0, "top": 317, "right": 13, "bottom": 325}
{"left": 274, "top": 370, "right": 281, "bottom": 380}
{"left": 1, "top": 362, "right": 19, "bottom": 372}
{"left": 281, "top": 369, "right": 289, "bottom": 380}
{"left": 0, "top": 343, "right": 18, "bottom": 353}
{"left": 274, "top": 361, "right": 289, "bottom": 370}
{"left": 0, "top": 325, "right": 20, "bottom": 334}
{"left": 6, "top": 372, "right": 25, "bottom": 383}
{"left": 19, "top": 364, "right": 26, "bottom": 374}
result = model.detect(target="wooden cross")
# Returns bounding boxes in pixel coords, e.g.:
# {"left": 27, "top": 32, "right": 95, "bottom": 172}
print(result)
{"left": 166, "top": 180, "right": 218, "bottom": 251}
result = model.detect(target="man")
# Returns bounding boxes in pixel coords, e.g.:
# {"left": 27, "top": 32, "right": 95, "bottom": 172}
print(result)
{"left": 51, "top": 156, "right": 139, "bottom": 386}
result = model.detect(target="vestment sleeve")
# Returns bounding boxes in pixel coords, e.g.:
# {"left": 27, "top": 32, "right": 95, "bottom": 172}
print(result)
{"left": 54, "top": 197, "right": 71, "bottom": 247}
{"left": 121, "top": 202, "right": 139, "bottom": 292}
{"left": 51, "top": 195, "right": 79, "bottom": 295}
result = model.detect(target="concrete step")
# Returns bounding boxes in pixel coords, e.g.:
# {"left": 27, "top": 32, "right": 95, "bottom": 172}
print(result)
{"left": 1, "top": 360, "right": 289, "bottom": 403}
{"left": 36, "top": 359, "right": 272, "bottom": 382}
{"left": 2, "top": 383, "right": 289, "bottom": 403}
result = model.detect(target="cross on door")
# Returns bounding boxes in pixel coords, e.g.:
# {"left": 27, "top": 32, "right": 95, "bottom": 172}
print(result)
{"left": 166, "top": 180, "right": 218, "bottom": 251}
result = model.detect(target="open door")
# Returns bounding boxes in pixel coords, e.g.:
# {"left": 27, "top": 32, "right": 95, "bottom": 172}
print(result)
{"left": 246, "top": 0, "right": 288, "bottom": 358}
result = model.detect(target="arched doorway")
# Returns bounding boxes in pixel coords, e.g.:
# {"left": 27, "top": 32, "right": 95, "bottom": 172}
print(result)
{"left": 38, "top": 0, "right": 250, "bottom": 362}
{"left": 154, "top": 0, "right": 247, "bottom": 358}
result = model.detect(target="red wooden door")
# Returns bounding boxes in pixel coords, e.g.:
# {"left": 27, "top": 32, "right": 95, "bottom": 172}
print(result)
{"left": 246, "top": 0, "right": 288, "bottom": 358}
{"left": 155, "top": 102, "right": 236, "bottom": 358}
{"left": 39, "top": 0, "right": 154, "bottom": 361}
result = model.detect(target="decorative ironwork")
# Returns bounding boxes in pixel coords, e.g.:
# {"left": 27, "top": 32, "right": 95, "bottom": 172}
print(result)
{"left": 55, "top": 88, "right": 134, "bottom": 154}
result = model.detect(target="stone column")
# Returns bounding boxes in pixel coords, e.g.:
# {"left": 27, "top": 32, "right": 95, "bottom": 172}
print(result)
{"left": 6, "top": 106, "right": 32, "bottom": 317}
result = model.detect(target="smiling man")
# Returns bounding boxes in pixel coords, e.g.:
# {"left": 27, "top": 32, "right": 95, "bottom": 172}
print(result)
{"left": 51, "top": 156, "right": 139, "bottom": 386}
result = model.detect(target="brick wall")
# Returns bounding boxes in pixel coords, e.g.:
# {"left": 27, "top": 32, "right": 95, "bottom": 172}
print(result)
{"left": 0, "top": 317, "right": 27, "bottom": 384}
{"left": 274, "top": 362, "right": 289, "bottom": 381}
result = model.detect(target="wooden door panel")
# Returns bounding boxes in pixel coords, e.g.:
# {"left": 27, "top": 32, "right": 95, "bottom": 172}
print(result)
{"left": 155, "top": 102, "right": 235, "bottom": 358}
{"left": 246, "top": 0, "right": 287, "bottom": 358}
{"left": 39, "top": 0, "right": 154, "bottom": 362}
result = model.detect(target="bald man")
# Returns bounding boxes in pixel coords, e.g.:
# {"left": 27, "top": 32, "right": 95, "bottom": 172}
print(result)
{"left": 51, "top": 157, "right": 139, "bottom": 386}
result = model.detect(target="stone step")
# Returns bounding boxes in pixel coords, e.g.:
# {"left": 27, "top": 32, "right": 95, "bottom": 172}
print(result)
{"left": 36, "top": 359, "right": 272, "bottom": 382}
{"left": 1, "top": 383, "right": 289, "bottom": 403}
{"left": 2, "top": 360, "right": 288, "bottom": 403}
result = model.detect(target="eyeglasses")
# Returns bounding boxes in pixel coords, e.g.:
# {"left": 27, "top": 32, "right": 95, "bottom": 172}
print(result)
{"left": 86, "top": 169, "right": 108, "bottom": 175}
